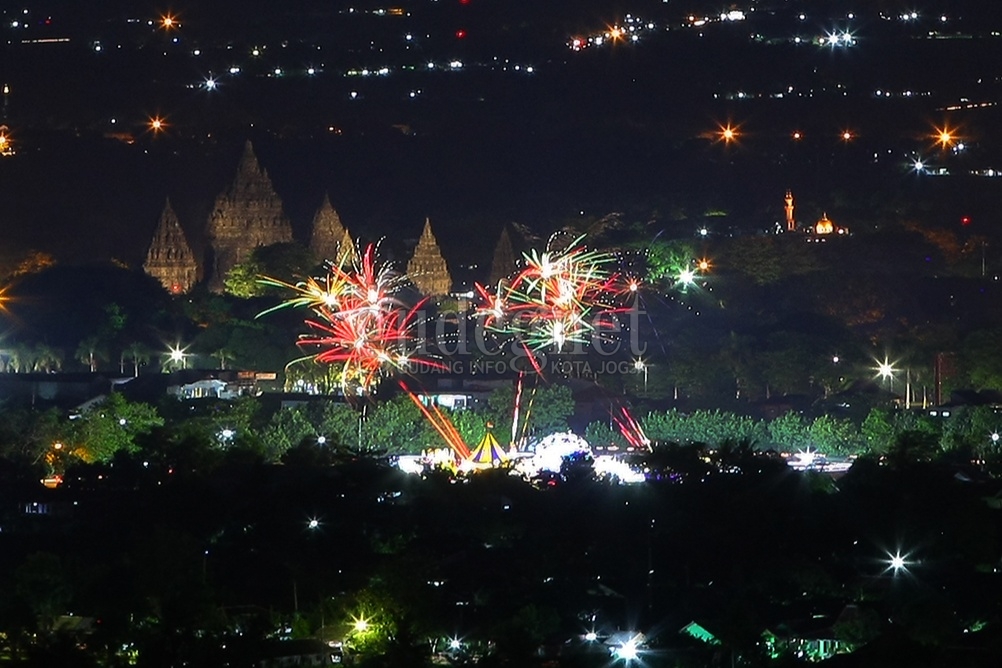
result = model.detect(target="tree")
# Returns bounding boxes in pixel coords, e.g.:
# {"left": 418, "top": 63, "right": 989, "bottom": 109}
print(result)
{"left": 860, "top": 408, "right": 896, "bottom": 454}
{"left": 361, "top": 396, "right": 437, "bottom": 454}
{"left": 75, "top": 336, "right": 107, "bottom": 372}
{"left": 224, "top": 243, "right": 316, "bottom": 298}
{"left": 808, "top": 414, "right": 863, "bottom": 455}
{"left": 122, "top": 342, "right": 152, "bottom": 376}
{"left": 260, "top": 407, "right": 317, "bottom": 460}
{"left": 223, "top": 260, "right": 265, "bottom": 298}
{"left": 211, "top": 348, "right": 236, "bottom": 371}
{"left": 13, "top": 552, "right": 71, "bottom": 634}
{"left": 959, "top": 327, "right": 1002, "bottom": 390}
{"left": 767, "top": 412, "right": 807, "bottom": 451}
{"left": 32, "top": 343, "right": 63, "bottom": 373}
{"left": 68, "top": 393, "right": 164, "bottom": 464}
{"left": 7, "top": 342, "right": 36, "bottom": 373}
{"left": 485, "top": 383, "right": 574, "bottom": 445}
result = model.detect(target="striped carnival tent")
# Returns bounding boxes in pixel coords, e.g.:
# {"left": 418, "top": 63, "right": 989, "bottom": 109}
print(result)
{"left": 469, "top": 427, "right": 508, "bottom": 466}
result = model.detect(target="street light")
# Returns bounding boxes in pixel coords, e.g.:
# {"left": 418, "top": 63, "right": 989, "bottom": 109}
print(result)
{"left": 633, "top": 358, "right": 648, "bottom": 394}
{"left": 614, "top": 636, "right": 640, "bottom": 662}
{"left": 884, "top": 550, "right": 913, "bottom": 576}
{"left": 875, "top": 357, "right": 895, "bottom": 391}
{"left": 167, "top": 345, "right": 188, "bottom": 369}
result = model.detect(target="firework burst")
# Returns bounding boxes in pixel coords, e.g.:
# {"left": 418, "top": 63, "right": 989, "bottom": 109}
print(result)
{"left": 261, "top": 243, "right": 440, "bottom": 394}
{"left": 476, "top": 234, "right": 629, "bottom": 352}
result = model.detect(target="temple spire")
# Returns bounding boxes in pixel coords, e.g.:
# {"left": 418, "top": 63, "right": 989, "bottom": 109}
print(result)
{"left": 206, "top": 141, "right": 292, "bottom": 291}
{"left": 309, "top": 193, "right": 348, "bottom": 262}
{"left": 406, "top": 218, "right": 452, "bottom": 296}
{"left": 488, "top": 225, "right": 518, "bottom": 285}
{"left": 144, "top": 198, "right": 198, "bottom": 294}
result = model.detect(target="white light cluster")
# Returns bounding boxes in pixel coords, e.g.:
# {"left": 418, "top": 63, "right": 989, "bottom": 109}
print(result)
{"left": 568, "top": 14, "right": 657, "bottom": 52}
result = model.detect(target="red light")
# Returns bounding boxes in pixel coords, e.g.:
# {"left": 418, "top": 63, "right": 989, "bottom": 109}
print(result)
{"left": 455, "top": 29, "right": 466, "bottom": 39}
{"left": 961, "top": 216, "right": 971, "bottom": 226}
{"left": 460, "top": 0, "right": 471, "bottom": 4}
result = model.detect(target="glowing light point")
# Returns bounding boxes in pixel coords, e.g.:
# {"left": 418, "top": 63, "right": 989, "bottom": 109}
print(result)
{"left": 678, "top": 268, "right": 696, "bottom": 285}
{"left": 352, "top": 617, "right": 369, "bottom": 633}
{"left": 615, "top": 638, "right": 639, "bottom": 661}
{"left": 876, "top": 358, "right": 895, "bottom": 380}
{"left": 887, "top": 551, "right": 909, "bottom": 573}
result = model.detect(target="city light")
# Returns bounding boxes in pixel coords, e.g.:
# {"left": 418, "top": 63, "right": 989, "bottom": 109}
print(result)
{"left": 885, "top": 550, "right": 914, "bottom": 575}
{"left": 352, "top": 617, "right": 369, "bottom": 633}
{"left": 717, "top": 123, "right": 740, "bottom": 144}
{"left": 149, "top": 116, "right": 167, "bottom": 134}
{"left": 932, "top": 124, "right": 958, "bottom": 149}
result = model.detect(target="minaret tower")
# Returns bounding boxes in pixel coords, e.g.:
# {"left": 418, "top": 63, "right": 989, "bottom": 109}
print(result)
{"left": 784, "top": 189, "right": 796, "bottom": 232}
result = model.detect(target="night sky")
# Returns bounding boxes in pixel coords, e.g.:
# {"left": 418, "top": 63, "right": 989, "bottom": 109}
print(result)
{"left": 2, "top": 1, "right": 1002, "bottom": 274}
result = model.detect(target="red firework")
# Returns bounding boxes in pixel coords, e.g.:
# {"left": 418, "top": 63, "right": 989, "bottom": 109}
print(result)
{"left": 263, "top": 243, "right": 442, "bottom": 394}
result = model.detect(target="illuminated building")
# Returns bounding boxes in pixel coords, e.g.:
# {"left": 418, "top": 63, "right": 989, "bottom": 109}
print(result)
{"left": 143, "top": 198, "right": 198, "bottom": 294}
{"left": 206, "top": 141, "right": 292, "bottom": 291}
{"left": 805, "top": 212, "right": 849, "bottom": 241}
{"left": 406, "top": 218, "right": 452, "bottom": 296}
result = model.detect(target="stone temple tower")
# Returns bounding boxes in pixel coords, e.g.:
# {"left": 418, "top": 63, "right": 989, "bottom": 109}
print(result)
{"left": 206, "top": 141, "right": 292, "bottom": 291}
{"left": 784, "top": 189, "right": 796, "bottom": 232}
{"left": 144, "top": 198, "right": 198, "bottom": 294}
{"left": 406, "top": 218, "right": 452, "bottom": 296}
{"left": 488, "top": 225, "right": 519, "bottom": 285}
{"left": 308, "top": 194, "right": 356, "bottom": 264}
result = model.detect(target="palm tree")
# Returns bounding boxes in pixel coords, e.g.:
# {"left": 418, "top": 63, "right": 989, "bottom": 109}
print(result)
{"left": 32, "top": 343, "right": 63, "bottom": 373}
{"left": 8, "top": 343, "right": 35, "bottom": 373}
{"left": 75, "top": 336, "right": 107, "bottom": 372}
{"left": 211, "top": 348, "right": 236, "bottom": 371}
{"left": 122, "top": 342, "right": 151, "bottom": 377}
